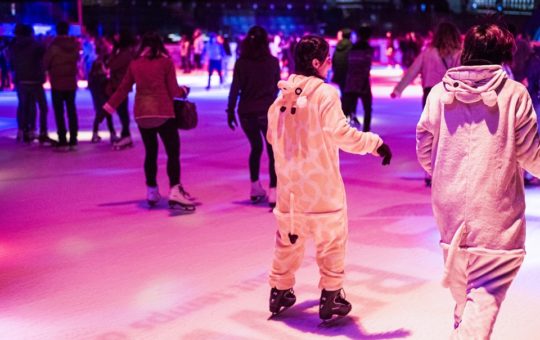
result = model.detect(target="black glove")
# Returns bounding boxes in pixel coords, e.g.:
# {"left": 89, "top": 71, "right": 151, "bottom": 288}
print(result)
{"left": 377, "top": 143, "right": 392, "bottom": 166}
{"left": 227, "top": 110, "right": 238, "bottom": 130}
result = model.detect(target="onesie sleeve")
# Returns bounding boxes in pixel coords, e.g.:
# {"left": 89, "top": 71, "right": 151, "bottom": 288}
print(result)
{"left": 515, "top": 89, "right": 540, "bottom": 177}
{"left": 320, "top": 86, "right": 382, "bottom": 155}
{"left": 416, "top": 92, "right": 435, "bottom": 175}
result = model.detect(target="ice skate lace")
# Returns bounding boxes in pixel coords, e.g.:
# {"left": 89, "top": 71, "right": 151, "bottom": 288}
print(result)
{"left": 179, "top": 186, "right": 193, "bottom": 200}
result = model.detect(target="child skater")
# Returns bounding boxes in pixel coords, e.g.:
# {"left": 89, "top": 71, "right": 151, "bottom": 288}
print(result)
{"left": 267, "top": 35, "right": 392, "bottom": 321}
{"left": 417, "top": 23, "right": 540, "bottom": 339}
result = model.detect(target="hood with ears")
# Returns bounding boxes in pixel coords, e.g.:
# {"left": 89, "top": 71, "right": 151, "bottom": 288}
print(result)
{"left": 440, "top": 65, "right": 507, "bottom": 107}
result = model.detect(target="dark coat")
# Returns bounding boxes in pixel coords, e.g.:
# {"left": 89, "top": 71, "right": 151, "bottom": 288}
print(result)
{"left": 44, "top": 36, "right": 80, "bottom": 91}
{"left": 8, "top": 36, "right": 46, "bottom": 84}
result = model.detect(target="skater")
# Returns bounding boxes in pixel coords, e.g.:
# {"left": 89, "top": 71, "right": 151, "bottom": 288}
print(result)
{"left": 44, "top": 21, "right": 80, "bottom": 150}
{"left": 226, "top": 26, "right": 281, "bottom": 207}
{"left": 416, "top": 23, "right": 540, "bottom": 339}
{"left": 88, "top": 39, "right": 117, "bottom": 144}
{"left": 107, "top": 30, "right": 135, "bottom": 150}
{"left": 342, "top": 25, "right": 374, "bottom": 131}
{"left": 203, "top": 33, "right": 225, "bottom": 90}
{"left": 267, "top": 35, "right": 392, "bottom": 320}
{"left": 391, "top": 22, "right": 461, "bottom": 186}
{"left": 331, "top": 28, "right": 352, "bottom": 121}
{"left": 104, "top": 32, "right": 195, "bottom": 211}
{"left": 8, "top": 23, "right": 55, "bottom": 145}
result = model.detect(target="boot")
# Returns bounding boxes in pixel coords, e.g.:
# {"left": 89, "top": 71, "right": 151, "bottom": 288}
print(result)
{"left": 250, "top": 180, "right": 266, "bottom": 203}
{"left": 269, "top": 287, "right": 296, "bottom": 315}
{"left": 147, "top": 186, "right": 161, "bottom": 206}
{"left": 319, "top": 289, "right": 352, "bottom": 320}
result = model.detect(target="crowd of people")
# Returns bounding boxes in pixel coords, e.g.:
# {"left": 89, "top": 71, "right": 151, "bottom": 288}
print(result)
{"left": 3, "top": 18, "right": 540, "bottom": 338}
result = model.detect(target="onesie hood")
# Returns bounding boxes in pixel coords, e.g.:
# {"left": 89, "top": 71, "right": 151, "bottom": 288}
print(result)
{"left": 276, "top": 74, "right": 324, "bottom": 112}
{"left": 440, "top": 65, "right": 507, "bottom": 107}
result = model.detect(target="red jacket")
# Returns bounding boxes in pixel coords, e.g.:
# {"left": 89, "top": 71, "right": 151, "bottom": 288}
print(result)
{"left": 107, "top": 56, "right": 185, "bottom": 120}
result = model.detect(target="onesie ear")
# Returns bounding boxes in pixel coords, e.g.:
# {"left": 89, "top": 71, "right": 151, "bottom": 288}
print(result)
{"left": 440, "top": 92, "right": 455, "bottom": 105}
{"left": 277, "top": 80, "right": 293, "bottom": 94}
{"left": 480, "top": 90, "right": 498, "bottom": 107}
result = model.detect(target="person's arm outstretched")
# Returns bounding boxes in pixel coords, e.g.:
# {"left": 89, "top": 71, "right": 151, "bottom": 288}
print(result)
{"left": 320, "top": 87, "right": 390, "bottom": 164}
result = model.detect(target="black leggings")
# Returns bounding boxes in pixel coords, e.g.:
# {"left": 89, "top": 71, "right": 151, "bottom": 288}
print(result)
{"left": 138, "top": 119, "right": 180, "bottom": 188}
{"left": 116, "top": 98, "right": 131, "bottom": 138}
{"left": 342, "top": 90, "right": 373, "bottom": 132}
{"left": 240, "top": 114, "right": 277, "bottom": 187}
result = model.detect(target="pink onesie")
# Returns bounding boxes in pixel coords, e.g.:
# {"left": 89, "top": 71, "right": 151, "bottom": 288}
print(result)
{"left": 267, "top": 74, "right": 383, "bottom": 290}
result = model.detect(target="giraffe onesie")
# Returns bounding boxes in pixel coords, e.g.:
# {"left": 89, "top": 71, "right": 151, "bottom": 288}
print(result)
{"left": 267, "top": 74, "right": 383, "bottom": 290}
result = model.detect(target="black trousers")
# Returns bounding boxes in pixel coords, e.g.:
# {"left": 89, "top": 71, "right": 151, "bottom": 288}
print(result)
{"left": 239, "top": 114, "right": 277, "bottom": 187}
{"left": 422, "top": 87, "right": 433, "bottom": 109}
{"left": 51, "top": 89, "right": 78, "bottom": 144}
{"left": 16, "top": 83, "right": 48, "bottom": 135}
{"left": 116, "top": 98, "right": 131, "bottom": 138}
{"left": 138, "top": 119, "right": 180, "bottom": 188}
{"left": 342, "top": 90, "right": 373, "bottom": 132}
{"left": 90, "top": 86, "right": 115, "bottom": 135}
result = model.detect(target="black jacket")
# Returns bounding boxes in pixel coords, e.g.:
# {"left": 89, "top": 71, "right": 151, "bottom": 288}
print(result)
{"left": 227, "top": 55, "right": 281, "bottom": 116}
{"left": 8, "top": 36, "right": 46, "bottom": 84}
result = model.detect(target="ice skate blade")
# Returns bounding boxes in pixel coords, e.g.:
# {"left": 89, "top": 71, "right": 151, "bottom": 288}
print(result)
{"left": 250, "top": 195, "right": 266, "bottom": 204}
{"left": 168, "top": 200, "right": 196, "bottom": 211}
{"left": 267, "top": 306, "right": 292, "bottom": 320}
{"left": 147, "top": 200, "right": 159, "bottom": 207}
{"left": 318, "top": 315, "right": 350, "bottom": 327}
{"left": 112, "top": 143, "right": 133, "bottom": 151}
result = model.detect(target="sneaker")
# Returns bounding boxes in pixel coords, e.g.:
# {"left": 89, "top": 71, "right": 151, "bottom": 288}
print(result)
{"left": 147, "top": 186, "right": 161, "bottom": 206}
{"left": 268, "top": 187, "right": 276, "bottom": 208}
{"left": 168, "top": 184, "right": 196, "bottom": 210}
{"left": 91, "top": 133, "right": 102, "bottom": 143}
{"left": 250, "top": 180, "right": 266, "bottom": 203}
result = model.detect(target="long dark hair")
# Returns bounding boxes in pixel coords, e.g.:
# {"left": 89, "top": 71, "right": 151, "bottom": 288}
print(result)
{"left": 294, "top": 35, "right": 329, "bottom": 79}
{"left": 136, "top": 32, "right": 170, "bottom": 60}
{"left": 431, "top": 22, "right": 462, "bottom": 58}
{"left": 461, "top": 24, "right": 515, "bottom": 65}
{"left": 239, "top": 25, "right": 271, "bottom": 60}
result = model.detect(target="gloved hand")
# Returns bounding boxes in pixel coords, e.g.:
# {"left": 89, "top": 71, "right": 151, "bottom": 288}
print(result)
{"left": 377, "top": 143, "right": 392, "bottom": 166}
{"left": 227, "top": 110, "right": 238, "bottom": 130}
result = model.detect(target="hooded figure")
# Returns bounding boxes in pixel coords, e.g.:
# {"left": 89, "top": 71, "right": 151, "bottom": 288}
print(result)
{"left": 267, "top": 36, "right": 391, "bottom": 321}
{"left": 417, "top": 24, "right": 540, "bottom": 339}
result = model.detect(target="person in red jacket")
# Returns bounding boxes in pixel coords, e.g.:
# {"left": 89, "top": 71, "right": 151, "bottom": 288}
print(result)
{"left": 104, "top": 32, "right": 195, "bottom": 211}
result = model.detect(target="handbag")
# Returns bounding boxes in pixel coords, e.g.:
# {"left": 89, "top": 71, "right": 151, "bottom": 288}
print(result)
{"left": 173, "top": 98, "right": 198, "bottom": 130}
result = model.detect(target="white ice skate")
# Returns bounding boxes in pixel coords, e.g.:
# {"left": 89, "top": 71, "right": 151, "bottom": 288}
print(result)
{"left": 268, "top": 187, "right": 276, "bottom": 208}
{"left": 147, "top": 186, "right": 161, "bottom": 207}
{"left": 112, "top": 136, "right": 133, "bottom": 150}
{"left": 250, "top": 180, "right": 266, "bottom": 203}
{"left": 168, "top": 184, "right": 196, "bottom": 211}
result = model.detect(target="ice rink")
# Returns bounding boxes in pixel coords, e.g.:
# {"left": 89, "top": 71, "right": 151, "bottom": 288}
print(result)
{"left": 1, "top": 69, "right": 539, "bottom": 339}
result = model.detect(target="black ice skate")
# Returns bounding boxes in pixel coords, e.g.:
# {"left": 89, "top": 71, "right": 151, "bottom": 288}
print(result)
{"left": 319, "top": 289, "right": 352, "bottom": 322}
{"left": 268, "top": 287, "right": 296, "bottom": 318}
